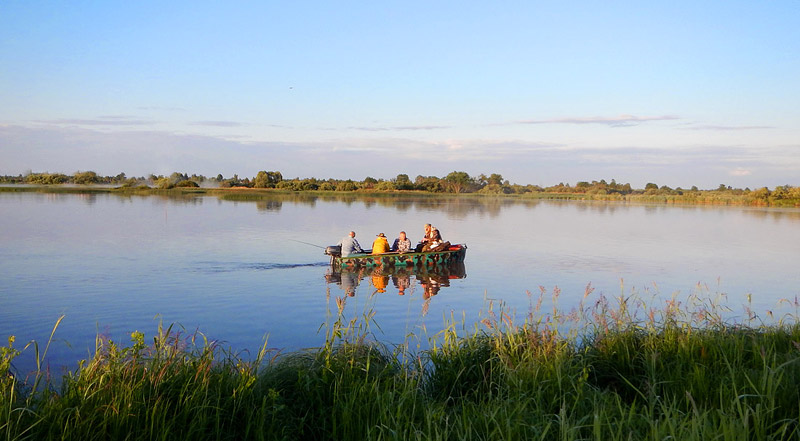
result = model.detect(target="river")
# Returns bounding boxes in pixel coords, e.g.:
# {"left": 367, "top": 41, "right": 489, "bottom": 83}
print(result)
{"left": 1, "top": 191, "right": 799, "bottom": 372}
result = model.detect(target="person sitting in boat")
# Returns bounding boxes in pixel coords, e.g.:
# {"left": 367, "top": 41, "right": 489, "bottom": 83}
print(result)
{"left": 421, "top": 227, "right": 443, "bottom": 252}
{"left": 337, "top": 231, "right": 364, "bottom": 257}
{"left": 391, "top": 231, "right": 412, "bottom": 253}
{"left": 371, "top": 232, "right": 391, "bottom": 254}
{"left": 415, "top": 223, "right": 433, "bottom": 252}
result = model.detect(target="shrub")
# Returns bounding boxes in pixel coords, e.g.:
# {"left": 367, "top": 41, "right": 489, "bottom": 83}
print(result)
{"left": 175, "top": 180, "right": 199, "bottom": 188}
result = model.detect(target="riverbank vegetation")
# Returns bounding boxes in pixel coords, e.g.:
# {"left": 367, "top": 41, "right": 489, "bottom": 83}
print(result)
{"left": 3, "top": 291, "right": 800, "bottom": 440}
{"left": 2, "top": 170, "right": 799, "bottom": 206}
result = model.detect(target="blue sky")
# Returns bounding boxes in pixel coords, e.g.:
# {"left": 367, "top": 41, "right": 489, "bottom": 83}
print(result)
{"left": 1, "top": 1, "right": 798, "bottom": 188}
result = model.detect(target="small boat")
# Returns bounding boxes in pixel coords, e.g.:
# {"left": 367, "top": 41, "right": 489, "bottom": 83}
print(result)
{"left": 324, "top": 243, "right": 467, "bottom": 269}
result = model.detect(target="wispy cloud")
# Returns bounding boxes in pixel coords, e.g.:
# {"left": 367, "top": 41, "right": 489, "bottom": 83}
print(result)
{"left": 325, "top": 137, "right": 562, "bottom": 161}
{"left": 348, "top": 125, "right": 452, "bottom": 132}
{"left": 40, "top": 118, "right": 156, "bottom": 126}
{"left": 190, "top": 121, "right": 244, "bottom": 127}
{"left": 96, "top": 115, "right": 138, "bottom": 120}
{"left": 137, "top": 106, "right": 187, "bottom": 112}
{"left": 2, "top": 124, "right": 798, "bottom": 188}
{"left": 685, "top": 124, "right": 775, "bottom": 131}
{"left": 516, "top": 114, "right": 680, "bottom": 127}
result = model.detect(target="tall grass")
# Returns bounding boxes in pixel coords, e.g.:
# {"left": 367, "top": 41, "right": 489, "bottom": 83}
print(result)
{"left": 2, "top": 290, "right": 799, "bottom": 440}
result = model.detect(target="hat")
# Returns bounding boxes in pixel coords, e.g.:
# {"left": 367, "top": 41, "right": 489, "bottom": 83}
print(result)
{"left": 376, "top": 232, "right": 386, "bottom": 237}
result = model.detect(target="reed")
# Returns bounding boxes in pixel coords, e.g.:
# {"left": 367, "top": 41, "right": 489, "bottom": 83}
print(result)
{"left": 2, "top": 291, "right": 799, "bottom": 440}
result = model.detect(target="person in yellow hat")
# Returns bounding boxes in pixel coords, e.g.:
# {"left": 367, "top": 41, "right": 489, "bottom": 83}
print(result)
{"left": 371, "top": 233, "right": 391, "bottom": 254}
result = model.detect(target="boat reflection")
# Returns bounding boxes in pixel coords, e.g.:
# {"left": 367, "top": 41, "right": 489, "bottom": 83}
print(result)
{"left": 325, "top": 261, "right": 466, "bottom": 299}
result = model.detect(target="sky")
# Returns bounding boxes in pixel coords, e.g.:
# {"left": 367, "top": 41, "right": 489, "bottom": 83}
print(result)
{"left": 1, "top": 1, "right": 798, "bottom": 189}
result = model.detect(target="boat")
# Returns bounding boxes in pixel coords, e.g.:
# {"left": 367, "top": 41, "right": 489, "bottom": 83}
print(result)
{"left": 324, "top": 243, "right": 467, "bottom": 269}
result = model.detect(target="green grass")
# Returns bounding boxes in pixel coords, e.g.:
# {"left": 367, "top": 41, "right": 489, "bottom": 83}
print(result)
{"left": 2, "top": 185, "right": 799, "bottom": 207}
{"left": 2, "top": 293, "right": 800, "bottom": 440}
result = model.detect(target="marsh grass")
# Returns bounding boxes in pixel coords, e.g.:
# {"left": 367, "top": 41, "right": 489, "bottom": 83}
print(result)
{"left": 2, "top": 289, "right": 800, "bottom": 440}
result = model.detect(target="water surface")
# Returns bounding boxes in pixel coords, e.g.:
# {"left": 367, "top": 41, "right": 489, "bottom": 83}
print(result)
{"left": 1, "top": 192, "right": 799, "bottom": 372}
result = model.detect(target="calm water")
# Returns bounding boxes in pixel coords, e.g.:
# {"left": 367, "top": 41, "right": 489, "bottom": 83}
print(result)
{"left": 2, "top": 192, "right": 799, "bottom": 372}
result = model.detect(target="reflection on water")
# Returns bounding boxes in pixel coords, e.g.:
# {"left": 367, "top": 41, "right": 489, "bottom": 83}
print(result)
{"left": 216, "top": 192, "right": 800, "bottom": 222}
{"left": 14, "top": 189, "right": 800, "bottom": 222}
{"left": 216, "top": 192, "right": 536, "bottom": 218}
{"left": 2, "top": 190, "right": 799, "bottom": 374}
{"left": 255, "top": 200, "right": 282, "bottom": 212}
{"left": 325, "top": 262, "right": 467, "bottom": 309}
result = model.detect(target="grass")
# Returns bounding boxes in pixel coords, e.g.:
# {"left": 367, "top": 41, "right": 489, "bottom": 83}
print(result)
{"left": 2, "top": 185, "right": 799, "bottom": 207}
{"left": 2, "top": 290, "right": 800, "bottom": 440}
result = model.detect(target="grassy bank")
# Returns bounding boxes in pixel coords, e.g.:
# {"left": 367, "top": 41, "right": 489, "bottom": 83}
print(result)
{"left": 3, "top": 293, "right": 800, "bottom": 441}
{"left": 2, "top": 184, "right": 799, "bottom": 207}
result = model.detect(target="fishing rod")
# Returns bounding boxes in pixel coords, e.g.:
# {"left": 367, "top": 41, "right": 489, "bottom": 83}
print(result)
{"left": 289, "top": 239, "right": 326, "bottom": 249}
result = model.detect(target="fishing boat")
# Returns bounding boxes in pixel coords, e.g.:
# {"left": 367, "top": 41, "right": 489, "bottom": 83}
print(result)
{"left": 324, "top": 243, "right": 467, "bottom": 269}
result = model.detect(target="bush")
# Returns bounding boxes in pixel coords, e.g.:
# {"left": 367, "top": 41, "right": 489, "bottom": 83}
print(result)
{"left": 175, "top": 180, "right": 199, "bottom": 188}
{"left": 155, "top": 178, "right": 174, "bottom": 189}
{"left": 336, "top": 180, "right": 357, "bottom": 191}
{"left": 375, "top": 181, "right": 396, "bottom": 191}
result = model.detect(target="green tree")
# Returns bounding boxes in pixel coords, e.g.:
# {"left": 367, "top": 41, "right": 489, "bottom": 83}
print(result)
{"left": 252, "top": 171, "right": 282, "bottom": 187}
{"left": 170, "top": 172, "right": 188, "bottom": 184}
{"left": 73, "top": 171, "right": 99, "bottom": 185}
{"left": 394, "top": 174, "right": 413, "bottom": 190}
{"left": 362, "top": 177, "right": 378, "bottom": 189}
{"left": 415, "top": 176, "right": 445, "bottom": 193}
{"left": 444, "top": 171, "right": 472, "bottom": 193}
{"left": 336, "top": 180, "right": 357, "bottom": 191}
{"left": 156, "top": 177, "right": 174, "bottom": 189}
{"left": 25, "top": 173, "right": 69, "bottom": 185}
{"left": 487, "top": 173, "right": 503, "bottom": 186}
{"left": 375, "top": 181, "right": 396, "bottom": 191}
{"left": 253, "top": 171, "right": 271, "bottom": 188}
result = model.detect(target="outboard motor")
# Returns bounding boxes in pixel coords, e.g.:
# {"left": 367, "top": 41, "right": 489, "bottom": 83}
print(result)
{"left": 324, "top": 245, "right": 341, "bottom": 257}
{"left": 324, "top": 245, "right": 342, "bottom": 266}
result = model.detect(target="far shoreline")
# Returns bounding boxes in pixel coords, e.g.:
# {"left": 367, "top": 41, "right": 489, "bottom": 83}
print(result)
{"left": 2, "top": 183, "right": 799, "bottom": 208}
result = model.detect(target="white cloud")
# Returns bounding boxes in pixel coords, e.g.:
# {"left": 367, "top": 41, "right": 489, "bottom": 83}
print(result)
{"left": 348, "top": 125, "right": 452, "bottom": 132}
{"left": 1, "top": 125, "right": 798, "bottom": 188}
{"left": 686, "top": 125, "right": 774, "bottom": 131}
{"left": 729, "top": 168, "right": 753, "bottom": 176}
{"left": 38, "top": 118, "right": 157, "bottom": 126}
{"left": 189, "top": 121, "right": 245, "bottom": 127}
{"left": 516, "top": 114, "right": 680, "bottom": 127}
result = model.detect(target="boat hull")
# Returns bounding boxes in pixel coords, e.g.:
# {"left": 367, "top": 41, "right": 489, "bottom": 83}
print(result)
{"left": 328, "top": 244, "right": 467, "bottom": 269}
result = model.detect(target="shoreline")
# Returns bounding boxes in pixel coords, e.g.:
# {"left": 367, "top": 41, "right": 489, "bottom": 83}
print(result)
{"left": 2, "top": 184, "right": 799, "bottom": 207}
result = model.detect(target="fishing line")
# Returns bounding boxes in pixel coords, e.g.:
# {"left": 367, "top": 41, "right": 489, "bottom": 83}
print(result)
{"left": 289, "top": 239, "right": 326, "bottom": 249}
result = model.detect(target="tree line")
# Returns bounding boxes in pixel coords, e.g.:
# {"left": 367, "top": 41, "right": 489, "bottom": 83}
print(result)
{"left": 2, "top": 170, "right": 798, "bottom": 203}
